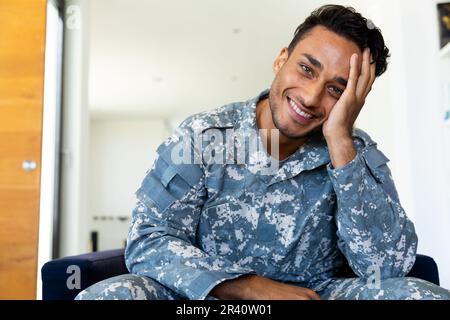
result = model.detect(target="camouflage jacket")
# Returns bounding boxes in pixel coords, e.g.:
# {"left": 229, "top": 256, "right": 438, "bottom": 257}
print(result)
{"left": 125, "top": 89, "right": 418, "bottom": 299}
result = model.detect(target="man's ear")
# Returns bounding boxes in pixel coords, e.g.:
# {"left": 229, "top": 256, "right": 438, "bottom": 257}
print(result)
{"left": 273, "top": 48, "right": 289, "bottom": 74}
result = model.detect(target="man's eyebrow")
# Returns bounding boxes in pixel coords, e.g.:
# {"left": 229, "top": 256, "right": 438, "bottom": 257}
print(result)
{"left": 301, "top": 53, "right": 347, "bottom": 86}
{"left": 302, "top": 53, "right": 323, "bottom": 70}
{"left": 335, "top": 76, "right": 348, "bottom": 87}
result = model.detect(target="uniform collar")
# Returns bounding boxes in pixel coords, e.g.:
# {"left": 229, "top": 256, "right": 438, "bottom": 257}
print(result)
{"left": 238, "top": 89, "right": 331, "bottom": 182}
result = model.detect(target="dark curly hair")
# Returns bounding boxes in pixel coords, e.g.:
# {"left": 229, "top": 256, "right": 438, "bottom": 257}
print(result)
{"left": 287, "top": 5, "right": 390, "bottom": 77}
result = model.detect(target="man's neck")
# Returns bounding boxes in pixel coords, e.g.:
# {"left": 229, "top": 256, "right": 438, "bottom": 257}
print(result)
{"left": 256, "top": 98, "right": 306, "bottom": 160}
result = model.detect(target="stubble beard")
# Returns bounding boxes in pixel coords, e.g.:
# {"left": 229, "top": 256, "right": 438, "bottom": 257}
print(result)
{"left": 268, "top": 85, "right": 323, "bottom": 141}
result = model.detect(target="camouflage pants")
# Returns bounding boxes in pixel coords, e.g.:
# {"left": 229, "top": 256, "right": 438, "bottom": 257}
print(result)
{"left": 75, "top": 274, "right": 450, "bottom": 300}
{"left": 318, "top": 277, "right": 450, "bottom": 300}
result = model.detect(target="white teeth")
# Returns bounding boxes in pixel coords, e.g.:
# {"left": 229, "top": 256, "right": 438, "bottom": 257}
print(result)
{"left": 288, "top": 98, "right": 314, "bottom": 119}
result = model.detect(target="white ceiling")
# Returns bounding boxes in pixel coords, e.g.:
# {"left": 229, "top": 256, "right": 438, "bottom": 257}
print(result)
{"left": 87, "top": 0, "right": 357, "bottom": 119}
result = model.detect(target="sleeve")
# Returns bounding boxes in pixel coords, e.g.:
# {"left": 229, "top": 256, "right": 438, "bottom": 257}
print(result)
{"left": 124, "top": 123, "right": 254, "bottom": 300}
{"left": 327, "top": 140, "right": 418, "bottom": 279}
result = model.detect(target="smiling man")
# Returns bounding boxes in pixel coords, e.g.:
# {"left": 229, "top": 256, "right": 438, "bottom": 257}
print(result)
{"left": 76, "top": 5, "right": 450, "bottom": 300}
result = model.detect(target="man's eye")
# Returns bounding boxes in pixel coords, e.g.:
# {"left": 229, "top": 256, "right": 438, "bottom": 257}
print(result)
{"left": 329, "top": 86, "right": 344, "bottom": 96}
{"left": 301, "top": 65, "right": 313, "bottom": 76}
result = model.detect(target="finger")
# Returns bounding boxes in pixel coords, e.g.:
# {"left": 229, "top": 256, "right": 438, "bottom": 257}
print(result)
{"left": 346, "top": 53, "right": 360, "bottom": 94}
{"left": 364, "top": 55, "right": 376, "bottom": 97}
{"left": 356, "top": 48, "right": 371, "bottom": 97}
{"left": 309, "top": 291, "right": 321, "bottom": 300}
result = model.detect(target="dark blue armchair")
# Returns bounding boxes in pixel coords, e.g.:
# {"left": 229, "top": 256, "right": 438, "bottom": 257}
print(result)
{"left": 41, "top": 250, "right": 440, "bottom": 300}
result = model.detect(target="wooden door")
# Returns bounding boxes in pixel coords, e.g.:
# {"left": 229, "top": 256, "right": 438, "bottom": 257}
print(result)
{"left": 0, "top": 0, "right": 47, "bottom": 299}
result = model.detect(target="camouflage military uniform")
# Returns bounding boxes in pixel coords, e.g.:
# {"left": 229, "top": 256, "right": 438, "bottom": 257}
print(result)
{"left": 76, "top": 90, "right": 450, "bottom": 300}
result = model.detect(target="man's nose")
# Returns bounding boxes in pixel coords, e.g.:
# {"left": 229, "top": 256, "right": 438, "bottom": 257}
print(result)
{"left": 302, "top": 82, "right": 323, "bottom": 109}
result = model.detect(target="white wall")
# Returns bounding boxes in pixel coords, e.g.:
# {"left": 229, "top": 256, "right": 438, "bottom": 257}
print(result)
{"left": 352, "top": 0, "right": 416, "bottom": 220}
{"left": 59, "top": 0, "right": 91, "bottom": 257}
{"left": 87, "top": 117, "right": 170, "bottom": 250}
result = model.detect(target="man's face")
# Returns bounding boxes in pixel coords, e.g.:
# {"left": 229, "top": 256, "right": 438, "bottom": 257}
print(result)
{"left": 269, "top": 25, "right": 362, "bottom": 139}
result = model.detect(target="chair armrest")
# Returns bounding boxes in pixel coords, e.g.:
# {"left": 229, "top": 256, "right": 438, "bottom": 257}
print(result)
{"left": 336, "top": 253, "right": 440, "bottom": 286}
{"left": 41, "top": 249, "right": 128, "bottom": 300}
{"left": 407, "top": 254, "right": 439, "bottom": 285}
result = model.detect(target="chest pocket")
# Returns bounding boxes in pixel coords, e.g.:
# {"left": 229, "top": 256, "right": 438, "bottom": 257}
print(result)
{"left": 204, "top": 164, "right": 252, "bottom": 206}
{"left": 202, "top": 165, "right": 259, "bottom": 255}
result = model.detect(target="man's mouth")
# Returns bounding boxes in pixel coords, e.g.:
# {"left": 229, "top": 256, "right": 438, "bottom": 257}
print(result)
{"left": 287, "top": 96, "right": 316, "bottom": 124}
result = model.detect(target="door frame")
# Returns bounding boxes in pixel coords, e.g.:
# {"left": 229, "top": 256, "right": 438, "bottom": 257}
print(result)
{"left": 36, "top": 0, "right": 64, "bottom": 299}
